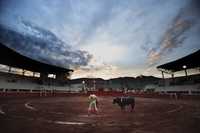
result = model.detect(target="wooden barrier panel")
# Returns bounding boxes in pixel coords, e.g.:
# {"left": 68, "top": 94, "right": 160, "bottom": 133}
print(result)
{"left": 0, "top": 91, "right": 200, "bottom": 100}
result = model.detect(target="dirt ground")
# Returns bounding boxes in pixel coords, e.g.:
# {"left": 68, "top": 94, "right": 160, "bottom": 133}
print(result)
{"left": 0, "top": 96, "right": 200, "bottom": 133}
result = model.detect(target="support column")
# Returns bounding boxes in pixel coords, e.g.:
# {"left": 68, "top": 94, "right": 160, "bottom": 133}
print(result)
{"left": 161, "top": 71, "right": 165, "bottom": 86}
{"left": 171, "top": 73, "right": 174, "bottom": 78}
{"left": 171, "top": 73, "right": 175, "bottom": 84}
{"left": 8, "top": 66, "right": 11, "bottom": 73}
{"left": 161, "top": 71, "right": 165, "bottom": 79}
{"left": 33, "top": 72, "right": 35, "bottom": 77}
{"left": 22, "top": 69, "right": 25, "bottom": 76}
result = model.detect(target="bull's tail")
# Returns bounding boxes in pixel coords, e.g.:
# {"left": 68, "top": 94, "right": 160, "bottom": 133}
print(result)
{"left": 130, "top": 99, "right": 135, "bottom": 112}
{"left": 131, "top": 104, "right": 134, "bottom": 112}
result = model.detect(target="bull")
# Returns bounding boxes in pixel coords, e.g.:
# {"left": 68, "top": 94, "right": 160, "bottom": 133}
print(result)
{"left": 113, "top": 96, "right": 135, "bottom": 111}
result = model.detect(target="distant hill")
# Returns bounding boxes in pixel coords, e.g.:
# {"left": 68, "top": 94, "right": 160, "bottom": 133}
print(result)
{"left": 69, "top": 76, "right": 161, "bottom": 90}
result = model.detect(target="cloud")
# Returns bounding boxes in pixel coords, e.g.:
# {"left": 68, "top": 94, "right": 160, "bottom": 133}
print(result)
{"left": 0, "top": 19, "right": 92, "bottom": 69}
{"left": 72, "top": 57, "right": 119, "bottom": 79}
{"left": 147, "top": 2, "right": 197, "bottom": 66}
{"left": 1, "top": 0, "right": 200, "bottom": 79}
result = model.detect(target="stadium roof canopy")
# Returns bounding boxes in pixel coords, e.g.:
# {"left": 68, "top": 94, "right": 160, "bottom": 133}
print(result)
{"left": 157, "top": 49, "right": 200, "bottom": 73}
{"left": 0, "top": 43, "right": 73, "bottom": 74}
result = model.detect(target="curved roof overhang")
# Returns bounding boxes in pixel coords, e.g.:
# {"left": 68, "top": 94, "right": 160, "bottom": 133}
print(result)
{"left": 0, "top": 43, "right": 73, "bottom": 74}
{"left": 157, "top": 49, "right": 200, "bottom": 73}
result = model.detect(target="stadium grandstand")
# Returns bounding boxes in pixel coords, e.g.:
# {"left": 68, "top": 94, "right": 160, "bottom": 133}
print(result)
{"left": 0, "top": 43, "right": 84, "bottom": 96}
{"left": 0, "top": 41, "right": 199, "bottom": 98}
{"left": 154, "top": 49, "right": 200, "bottom": 95}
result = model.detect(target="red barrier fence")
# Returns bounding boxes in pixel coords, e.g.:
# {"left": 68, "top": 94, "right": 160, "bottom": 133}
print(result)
{"left": 0, "top": 91, "right": 200, "bottom": 100}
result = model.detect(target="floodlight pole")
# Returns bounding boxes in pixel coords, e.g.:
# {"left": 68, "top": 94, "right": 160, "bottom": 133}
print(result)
{"left": 82, "top": 81, "right": 86, "bottom": 93}
{"left": 94, "top": 80, "right": 96, "bottom": 91}
{"left": 183, "top": 65, "right": 188, "bottom": 77}
{"left": 184, "top": 69, "right": 188, "bottom": 77}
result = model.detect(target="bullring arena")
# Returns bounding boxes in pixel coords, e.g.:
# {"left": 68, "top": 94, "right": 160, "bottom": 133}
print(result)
{"left": 1, "top": 1, "right": 200, "bottom": 132}
{"left": 0, "top": 93, "right": 200, "bottom": 133}
{"left": 0, "top": 43, "right": 200, "bottom": 133}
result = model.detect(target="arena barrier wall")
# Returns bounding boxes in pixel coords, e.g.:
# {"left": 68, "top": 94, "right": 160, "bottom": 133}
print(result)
{"left": 0, "top": 91, "right": 200, "bottom": 100}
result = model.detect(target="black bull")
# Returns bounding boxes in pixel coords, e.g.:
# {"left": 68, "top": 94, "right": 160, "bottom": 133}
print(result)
{"left": 113, "top": 96, "right": 135, "bottom": 111}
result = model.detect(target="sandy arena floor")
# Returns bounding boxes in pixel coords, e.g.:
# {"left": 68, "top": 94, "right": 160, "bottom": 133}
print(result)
{"left": 0, "top": 96, "right": 200, "bottom": 133}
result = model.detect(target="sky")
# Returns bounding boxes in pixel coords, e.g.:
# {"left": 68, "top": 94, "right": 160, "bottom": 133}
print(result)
{"left": 0, "top": 0, "right": 200, "bottom": 79}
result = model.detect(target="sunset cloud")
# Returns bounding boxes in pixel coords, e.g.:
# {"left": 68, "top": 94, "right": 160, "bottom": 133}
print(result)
{"left": 0, "top": 0, "right": 199, "bottom": 79}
